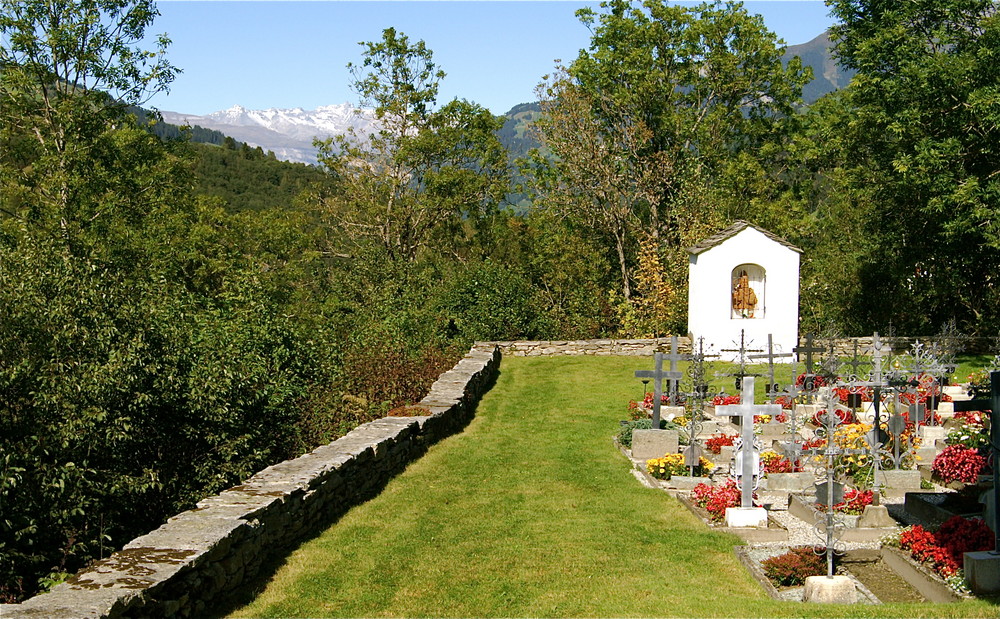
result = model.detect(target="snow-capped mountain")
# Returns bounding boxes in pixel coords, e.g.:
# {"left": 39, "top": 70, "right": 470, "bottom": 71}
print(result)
{"left": 160, "top": 103, "right": 376, "bottom": 165}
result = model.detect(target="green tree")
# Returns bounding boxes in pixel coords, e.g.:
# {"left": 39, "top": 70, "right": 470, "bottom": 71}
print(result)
{"left": 316, "top": 28, "right": 509, "bottom": 262}
{"left": 0, "top": 0, "right": 178, "bottom": 255}
{"left": 527, "top": 0, "right": 810, "bottom": 311}
{"left": 820, "top": 0, "right": 1000, "bottom": 335}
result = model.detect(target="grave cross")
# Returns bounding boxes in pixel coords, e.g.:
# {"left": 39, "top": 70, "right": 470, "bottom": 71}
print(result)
{"left": 719, "top": 329, "right": 763, "bottom": 393}
{"left": 805, "top": 387, "right": 870, "bottom": 577}
{"left": 952, "top": 371, "right": 1000, "bottom": 555}
{"left": 747, "top": 333, "right": 794, "bottom": 403}
{"left": 844, "top": 340, "right": 867, "bottom": 381}
{"left": 634, "top": 339, "right": 684, "bottom": 432}
{"left": 794, "top": 332, "right": 826, "bottom": 393}
{"left": 662, "top": 335, "right": 689, "bottom": 405}
{"left": 717, "top": 376, "right": 782, "bottom": 508}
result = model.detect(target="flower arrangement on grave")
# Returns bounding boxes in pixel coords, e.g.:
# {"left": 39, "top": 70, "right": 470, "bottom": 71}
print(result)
{"left": 802, "top": 436, "right": 826, "bottom": 451}
{"left": 704, "top": 433, "right": 736, "bottom": 454}
{"left": 711, "top": 394, "right": 741, "bottom": 406}
{"left": 954, "top": 409, "right": 986, "bottom": 426}
{"left": 815, "top": 488, "right": 873, "bottom": 515}
{"left": 945, "top": 423, "right": 989, "bottom": 451}
{"left": 891, "top": 516, "right": 995, "bottom": 583}
{"left": 774, "top": 394, "right": 795, "bottom": 410}
{"left": 794, "top": 373, "right": 828, "bottom": 389}
{"left": 966, "top": 369, "right": 991, "bottom": 396}
{"left": 931, "top": 444, "right": 987, "bottom": 484}
{"left": 834, "top": 385, "right": 873, "bottom": 404}
{"left": 760, "top": 450, "right": 795, "bottom": 474}
{"left": 811, "top": 407, "right": 856, "bottom": 427}
{"left": 691, "top": 479, "right": 742, "bottom": 522}
{"left": 646, "top": 453, "right": 713, "bottom": 480}
{"left": 628, "top": 392, "right": 673, "bottom": 419}
{"left": 760, "top": 546, "right": 827, "bottom": 587}
{"left": 826, "top": 423, "right": 874, "bottom": 477}
{"left": 898, "top": 373, "right": 952, "bottom": 406}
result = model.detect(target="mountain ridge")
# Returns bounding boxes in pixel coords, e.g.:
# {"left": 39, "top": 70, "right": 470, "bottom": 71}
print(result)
{"left": 158, "top": 30, "right": 851, "bottom": 166}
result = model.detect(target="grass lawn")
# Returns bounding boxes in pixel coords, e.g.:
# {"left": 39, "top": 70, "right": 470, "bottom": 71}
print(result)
{"left": 228, "top": 355, "right": 999, "bottom": 618}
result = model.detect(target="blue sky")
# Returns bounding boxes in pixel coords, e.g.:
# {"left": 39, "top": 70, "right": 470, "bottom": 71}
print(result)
{"left": 146, "top": 1, "right": 836, "bottom": 116}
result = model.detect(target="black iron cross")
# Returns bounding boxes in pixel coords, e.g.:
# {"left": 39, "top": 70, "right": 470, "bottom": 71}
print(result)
{"left": 793, "top": 332, "right": 825, "bottom": 393}
{"left": 748, "top": 333, "right": 793, "bottom": 402}
{"left": 634, "top": 338, "right": 684, "bottom": 431}
{"left": 793, "top": 332, "right": 824, "bottom": 375}
{"left": 952, "top": 371, "right": 1000, "bottom": 556}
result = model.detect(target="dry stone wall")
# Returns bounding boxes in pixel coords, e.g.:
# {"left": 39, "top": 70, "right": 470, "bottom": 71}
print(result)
{"left": 485, "top": 338, "right": 693, "bottom": 356}
{"left": 3, "top": 345, "right": 501, "bottom": 619}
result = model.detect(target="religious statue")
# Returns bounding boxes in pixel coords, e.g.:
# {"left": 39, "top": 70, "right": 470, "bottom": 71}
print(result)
{"left": 732, "top": 270, "right": 758, "bottom": 318}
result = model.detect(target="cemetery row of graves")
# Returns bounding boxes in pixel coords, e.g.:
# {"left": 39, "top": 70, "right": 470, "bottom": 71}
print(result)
{"left": 619, "top": 332, "right": 999, "bottom": 604}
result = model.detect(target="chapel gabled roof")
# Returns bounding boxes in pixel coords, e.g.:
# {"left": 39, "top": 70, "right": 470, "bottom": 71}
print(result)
{"left": 686, "top": 220, "right": 803, "bottom": 255}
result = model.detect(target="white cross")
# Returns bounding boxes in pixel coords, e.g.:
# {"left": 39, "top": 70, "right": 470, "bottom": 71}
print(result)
{"left": 717, "top": 376, "right": 782, "bottom": 508}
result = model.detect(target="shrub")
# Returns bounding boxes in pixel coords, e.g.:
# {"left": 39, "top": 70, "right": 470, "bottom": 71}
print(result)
{"left": 617, "top": 419, "right": 652, "bottom": 449}
{"left": 761, "top": 546, "right": 826, "bottom": 586}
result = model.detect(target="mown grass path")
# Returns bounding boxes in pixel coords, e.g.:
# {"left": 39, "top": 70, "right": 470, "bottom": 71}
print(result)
{"left": 230, "top": 356, "right": 998, "bottom": 617}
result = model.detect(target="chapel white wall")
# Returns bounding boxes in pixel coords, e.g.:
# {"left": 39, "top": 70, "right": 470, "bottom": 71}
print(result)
{"left": 687, "top": 227, "right": 800, "bottom": 361}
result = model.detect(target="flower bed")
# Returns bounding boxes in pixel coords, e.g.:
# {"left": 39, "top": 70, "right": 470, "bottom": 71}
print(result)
{"left": 646, "top": 453, "right": 712, "bottom": 479}
{"left": 704, "top": 433, "right": 736, "bottom": 454}
{"left": 691, "top": 479, "right": 741, "bottom": 522}
{"left": 890, "top": 515, "right": 995, "bottom": 590}
{"left": 932, "top": 444, "right": 987, "bottom": 484}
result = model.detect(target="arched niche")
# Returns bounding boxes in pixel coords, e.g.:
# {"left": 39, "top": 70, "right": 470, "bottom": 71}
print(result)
{"left": 731, "top": 263, "right": 765, "bottom": 319}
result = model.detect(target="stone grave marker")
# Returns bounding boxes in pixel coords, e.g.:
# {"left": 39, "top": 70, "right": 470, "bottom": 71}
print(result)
{"left": 717, "top": 376, "right": 781, "bottom": 527}
{"left": 632, "top": 342, "right": 684, "bottom": 460}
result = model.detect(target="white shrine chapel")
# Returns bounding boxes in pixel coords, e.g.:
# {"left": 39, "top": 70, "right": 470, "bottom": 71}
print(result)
{"left": 686, "top": 220, "right": 801, "bottom": 360}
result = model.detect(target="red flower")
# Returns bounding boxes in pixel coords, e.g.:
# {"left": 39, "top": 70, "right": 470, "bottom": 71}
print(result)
{"left": 932, "top": 445, "right": 987, "bottom": 484}
{"left": 704, "top": 433, "right": 736, "bottom": 454}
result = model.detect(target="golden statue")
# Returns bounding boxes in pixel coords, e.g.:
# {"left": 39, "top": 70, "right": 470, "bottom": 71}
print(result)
{"left": 732, "top": 270, "right": 757, "bottom": 318}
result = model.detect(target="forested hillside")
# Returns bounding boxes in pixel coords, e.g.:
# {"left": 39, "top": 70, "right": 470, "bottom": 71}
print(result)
{"left": 3, "top": 0, "right": 1000, "bottom": 604}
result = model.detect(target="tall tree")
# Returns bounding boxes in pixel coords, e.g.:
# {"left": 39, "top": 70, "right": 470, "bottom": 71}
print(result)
{"left": 315, "top": 28, "right": 509, "bottom": 262}
{"left": 0, "top": 0, "right": 178, "bottom": 256}
{"left": 527, "top": 0, "right": 810, "bottom": 306}
{"left": 822, "top": 0, "right": 1000, "bottom": 335}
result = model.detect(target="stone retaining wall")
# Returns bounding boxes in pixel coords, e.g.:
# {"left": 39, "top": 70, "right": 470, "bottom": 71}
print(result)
{"left": 486, "top": 336, "right": 986, "bottom": 360}
{"left": 485, "top": 338, "right": 692, "bottom": 356}
{"left": 3, "top": 345, "right": 501, "bottom": 619}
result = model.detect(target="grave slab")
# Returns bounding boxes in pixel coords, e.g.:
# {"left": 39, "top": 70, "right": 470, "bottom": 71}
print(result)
{"left": 660, "top": 405, "right": 686, "bottom": 421}
{"left": 631, "top": 429, "right": 679, "bottom": 461}
{"left": 964, "top": 551, "right": 1000, "bottom": 595}
{"left": 802, "top": 575, "right": 857, "bottom": 604}
{"left": 919, "top": 425, "right": 947, "bottom": 444}
{"left": 876, "top": 469, "right": 922, "bottom": 498}
{"left": 725, "top": 506, "right": 768, "bottom": 528}
{"left": 857, "top": 504, "right": 897, "bottom": 528}
{"left": 764, "top": 472, "right": 814, "bottom": 493}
